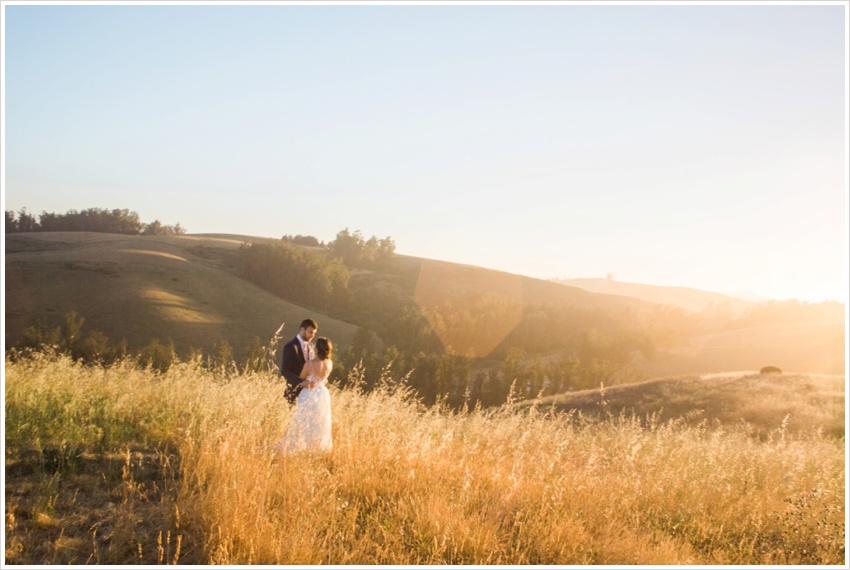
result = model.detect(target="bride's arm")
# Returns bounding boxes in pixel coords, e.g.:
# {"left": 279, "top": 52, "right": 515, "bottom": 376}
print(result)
{"left": 299, "top": 361, "right": 318, "bottom": 388}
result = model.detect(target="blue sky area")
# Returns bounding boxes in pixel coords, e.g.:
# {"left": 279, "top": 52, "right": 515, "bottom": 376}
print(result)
{"left": 3, "top": 2, "right": 847, "bottom": 302}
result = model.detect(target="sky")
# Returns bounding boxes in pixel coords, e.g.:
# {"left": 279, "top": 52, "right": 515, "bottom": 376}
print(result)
{"left": 2, "top": 1, "right": 848, "bottom": 303}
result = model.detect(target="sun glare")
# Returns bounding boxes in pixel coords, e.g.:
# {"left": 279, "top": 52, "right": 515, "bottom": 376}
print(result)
{"left": 414, "top": 260, "right": 524, "bottom": 357}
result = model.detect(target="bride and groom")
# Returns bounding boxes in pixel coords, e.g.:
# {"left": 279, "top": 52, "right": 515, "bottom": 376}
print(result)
{"left": 279, "top": 318, "right": 333, "bottom": 453}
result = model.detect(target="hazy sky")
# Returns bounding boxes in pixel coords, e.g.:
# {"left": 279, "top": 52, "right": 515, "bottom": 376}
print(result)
{"left": 3, "top": 1, "right": 847, "bottom": 303}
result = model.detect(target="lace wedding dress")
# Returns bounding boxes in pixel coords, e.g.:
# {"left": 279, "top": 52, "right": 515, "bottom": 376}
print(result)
{"left": 279, "top": 360, "right": 333, "bottom": 453}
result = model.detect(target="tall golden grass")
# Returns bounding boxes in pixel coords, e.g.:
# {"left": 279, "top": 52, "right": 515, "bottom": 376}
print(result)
{"left": 4, "top": 353, "right": 846, "bottom": 565}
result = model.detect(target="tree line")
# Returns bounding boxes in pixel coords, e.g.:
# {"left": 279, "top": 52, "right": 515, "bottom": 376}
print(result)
{"left": 233, "top": 228, "right": 396, "bottom": 313}
{"left": 8, "top": 310, "right": 268, "bottom": 377}
{"left": 235, "top": 239, "right": 352, "bottom": 314}
{"left": 328, "top": 228, "right": 395, "bottom": 269}
{"left": 5, "top": 207, "right": 186, "bottom": 236}
{"left": 333, "top": 302, "right": 664, "bottom": 409}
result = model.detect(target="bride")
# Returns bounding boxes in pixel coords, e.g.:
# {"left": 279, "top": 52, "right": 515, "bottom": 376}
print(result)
{"left": 279, "top": 336, "right": 333, "bottom": 453}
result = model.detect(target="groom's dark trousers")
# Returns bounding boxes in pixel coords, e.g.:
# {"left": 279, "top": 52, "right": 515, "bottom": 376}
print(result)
{"left": 281, "top": 337, "right": 306, "bottom": 404}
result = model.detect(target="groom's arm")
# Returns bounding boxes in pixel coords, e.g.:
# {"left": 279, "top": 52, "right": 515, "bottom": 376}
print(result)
{"left": 280, "top": 343, "right": 301, "bottom": 386}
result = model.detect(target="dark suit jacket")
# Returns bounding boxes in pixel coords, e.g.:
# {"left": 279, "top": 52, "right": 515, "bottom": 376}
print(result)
{"left": 281, "top": 336, "right": 307, "bottom": 403}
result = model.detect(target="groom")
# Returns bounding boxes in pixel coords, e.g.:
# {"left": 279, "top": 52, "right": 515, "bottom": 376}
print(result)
{"left": 281, "top": 318, "right": 318, "bottom": 404}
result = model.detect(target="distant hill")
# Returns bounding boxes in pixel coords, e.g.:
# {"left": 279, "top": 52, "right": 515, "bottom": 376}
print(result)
{"left": 553, "top": 277, "right": 756, "bottom": 315}
{"left": 634, "top": 322, "right": 846, "bottom": 377}
{"left": 551, "top": 279, "right": 844, "bottom": 375}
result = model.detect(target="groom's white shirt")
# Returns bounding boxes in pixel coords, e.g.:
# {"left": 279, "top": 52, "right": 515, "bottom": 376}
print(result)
{"left": 297, "top": 333, "right": 310, "bottom": 359}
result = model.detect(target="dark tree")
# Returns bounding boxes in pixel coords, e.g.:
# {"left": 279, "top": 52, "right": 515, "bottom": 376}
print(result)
{"left": 5, "top": 210, "right": 18, "bottom": 233}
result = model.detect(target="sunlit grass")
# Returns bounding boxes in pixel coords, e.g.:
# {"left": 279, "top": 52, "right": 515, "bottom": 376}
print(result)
{"left": 139, "top": 287, "right": 228, "bottom": 324}
{"left": 531, "top": 371, "right": 846, "bottom": 440}
{"left": 4, "top": 354, "right": 846, "bottom": 565}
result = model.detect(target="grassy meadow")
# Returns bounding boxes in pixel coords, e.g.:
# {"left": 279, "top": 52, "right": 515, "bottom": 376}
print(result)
{"left": 4, "top": 353, "right": 846, "bottom": 565}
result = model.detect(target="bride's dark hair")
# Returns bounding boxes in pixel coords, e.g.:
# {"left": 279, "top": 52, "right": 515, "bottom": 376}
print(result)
{"left": 315, "top": 337, "right": 333, "bottom": 360}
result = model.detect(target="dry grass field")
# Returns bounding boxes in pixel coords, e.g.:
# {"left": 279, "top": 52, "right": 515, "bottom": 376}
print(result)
{"left": 4, "top": 354, "right": 845, "bottom": 565}
{"left": 525, "top": 371, "right": 846, "bottom": 440}
{"left": 4, "top": 232, "right": 358, "bottom": 354}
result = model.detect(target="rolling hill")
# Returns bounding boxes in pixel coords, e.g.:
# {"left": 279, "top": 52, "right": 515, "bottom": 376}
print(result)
{"left": 4, "top": 232, "right": 647, "bottom": 357}
{"left": 4, "top": 231, "right": 845, "bottom": 376}
{"left": 634, "top": 321, "right": 846, "bottom": 376}
{"left": 551, "top": 277, "right": 844, "bottom": 374}
{"left": 554, "top": 277, "right": 756, "bottom": 315}
{"left": 4, "top": 232, "right": 358, "bottom": 356}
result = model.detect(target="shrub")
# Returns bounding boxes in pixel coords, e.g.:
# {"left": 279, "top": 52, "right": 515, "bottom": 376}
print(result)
{"left": 138, "top": 338, "right": 176, "bottom": 373}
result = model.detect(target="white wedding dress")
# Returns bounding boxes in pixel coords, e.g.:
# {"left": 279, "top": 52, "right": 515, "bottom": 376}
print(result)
{"left": 279, "top": 360, "right": 333, "bottom": 453}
